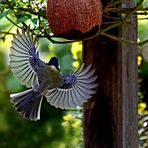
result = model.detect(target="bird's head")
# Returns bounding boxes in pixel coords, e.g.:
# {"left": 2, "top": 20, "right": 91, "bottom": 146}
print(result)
{"left": 47, "top": 57, "right": 60, "bottom": 71}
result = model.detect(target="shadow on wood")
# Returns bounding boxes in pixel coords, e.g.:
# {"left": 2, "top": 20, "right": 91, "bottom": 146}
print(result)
{"left": 83, "top": 1, "right": 138, "bottom": 147}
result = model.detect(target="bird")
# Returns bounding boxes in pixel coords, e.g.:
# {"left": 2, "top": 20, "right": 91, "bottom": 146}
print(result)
{"left": 9, "top": 28, "right": 98, "bottom": 121}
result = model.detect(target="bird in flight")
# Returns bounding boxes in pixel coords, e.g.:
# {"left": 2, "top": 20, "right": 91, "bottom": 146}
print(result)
{"left": 9, "top": 28, "right": 98, "bottom": 121}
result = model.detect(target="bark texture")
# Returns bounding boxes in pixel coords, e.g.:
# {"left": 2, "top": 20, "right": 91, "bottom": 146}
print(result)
{"left": 83, "top": 0, "right": 138, "bottom": 148}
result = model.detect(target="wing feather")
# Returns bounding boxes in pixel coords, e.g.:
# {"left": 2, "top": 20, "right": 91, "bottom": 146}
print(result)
{"left": 68, "top": 89, "right": 76, "bottom": 107}
{"left": 72, "top": 63, "right": 84, "bottom": 75}
{"left": 56, "top": 91, "right": 65, "bottom": 109}
{"left": 63, "top": 90, "right": 69, "bottom": 108}
{"left": 9, "top": 28, "right": 41, "bottom": 88}
{"left": 70, "top": 88, "right": 80, "bottom": 106}
{"left": 73, "top": 86, "right": 86, "bottom": 103}
{"left": 45, "top": 64, "right": 98, "bottom": 109}
{"left": 49, "top": 90, "right": 61, "bottom": 106}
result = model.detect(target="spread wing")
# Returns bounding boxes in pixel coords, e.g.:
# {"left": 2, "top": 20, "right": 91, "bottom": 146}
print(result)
{"left": 9, "top": 28, "right": 44, "bottom": 88}
{"left": 45, "top": 64, "right": 98, "bottom": 109}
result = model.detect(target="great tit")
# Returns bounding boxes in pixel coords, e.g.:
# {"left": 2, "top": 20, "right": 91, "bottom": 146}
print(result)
{"left": 9, "top": 28, "right": 98, "bottom": 121}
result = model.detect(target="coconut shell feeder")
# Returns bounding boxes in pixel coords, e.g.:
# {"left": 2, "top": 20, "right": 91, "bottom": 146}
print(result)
{"left": 47, "top": 0, "right": 102, "bottom": 40}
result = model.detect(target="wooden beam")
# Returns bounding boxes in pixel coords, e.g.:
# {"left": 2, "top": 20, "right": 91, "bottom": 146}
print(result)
{"left": 83, "top": 0, "right": 138, "bottom": 147}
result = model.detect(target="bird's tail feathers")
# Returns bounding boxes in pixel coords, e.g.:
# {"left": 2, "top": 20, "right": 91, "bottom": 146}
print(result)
{"left": 10, "top": 89, "right": 43, "bottom": 121}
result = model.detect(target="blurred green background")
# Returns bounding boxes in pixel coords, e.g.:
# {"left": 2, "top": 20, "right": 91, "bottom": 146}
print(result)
{"left": 0, "top": 1, "right": 83, "bottom": 147}
{"left": 0, "top": 0, "right": 148, "bottom": 148}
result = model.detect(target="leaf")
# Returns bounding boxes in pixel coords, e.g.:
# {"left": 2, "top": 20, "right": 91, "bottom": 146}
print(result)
{"left": 24, "top": 13, "right": 32, "bottom": 19}
{"left": 0, "top": 10, "right": 10, "bottom": 19}
{"left": 16, "top": 16, "right": 29, "bottom": 24}
{"left": 31, "top": 18, "right": 38, "bottom": 25}
{"left": 16, "top": 13, "right": 31, "bottom": 24}
{"left": 16, "top": 13, "right": 32, "bottom": 24}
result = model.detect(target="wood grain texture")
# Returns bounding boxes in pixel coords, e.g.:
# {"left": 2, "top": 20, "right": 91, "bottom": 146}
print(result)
{"left": 83, "top": 0, "right": 138, "bottom": 147}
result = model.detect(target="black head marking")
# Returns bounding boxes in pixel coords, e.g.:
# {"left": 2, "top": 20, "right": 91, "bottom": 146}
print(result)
{"left": 47, "top": 57, "right": 60, "bottom": 71}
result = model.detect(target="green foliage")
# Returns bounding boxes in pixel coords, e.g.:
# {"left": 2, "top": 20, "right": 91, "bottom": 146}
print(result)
{"left": 138, "top": 2, "right": 148, "bottom": 147}
{"left": 61, "top": 113, "right": 83, "bottom": 148}
{"left": 0, "top": 0, "right": 148, "bottom": 147}
{"left": 0, "top": 0, "right": 48, "bottom": 40}
{"left": 0, "top": 0, "right": 83, "bottom": 148}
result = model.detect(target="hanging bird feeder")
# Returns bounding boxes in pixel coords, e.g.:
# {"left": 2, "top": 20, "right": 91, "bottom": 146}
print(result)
{"left": 47, "top": 0, "right": 102, "bottom": 40}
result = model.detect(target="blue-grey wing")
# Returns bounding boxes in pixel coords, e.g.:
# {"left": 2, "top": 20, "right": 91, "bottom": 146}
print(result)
{"left": 45, "top": 64, "right": 98, "bottom": 109}
{"left": 9, "top": 28, "right": 44, "bottom": 88}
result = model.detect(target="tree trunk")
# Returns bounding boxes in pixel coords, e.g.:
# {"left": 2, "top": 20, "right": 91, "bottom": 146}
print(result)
{"left": 83, "top": 0, "right": 138, "bottom": 148}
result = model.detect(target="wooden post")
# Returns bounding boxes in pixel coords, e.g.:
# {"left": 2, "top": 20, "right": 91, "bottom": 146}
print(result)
{"left": 83, "top": 0, "right": 138, "bottom": 148}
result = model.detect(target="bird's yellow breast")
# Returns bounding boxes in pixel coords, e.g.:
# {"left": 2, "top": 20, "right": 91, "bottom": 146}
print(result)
{"left": 47, "top": 66, "right": 63, "bottom": 88}
{"left": 37, "top": 64, "right": 64, "bottom": 89}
